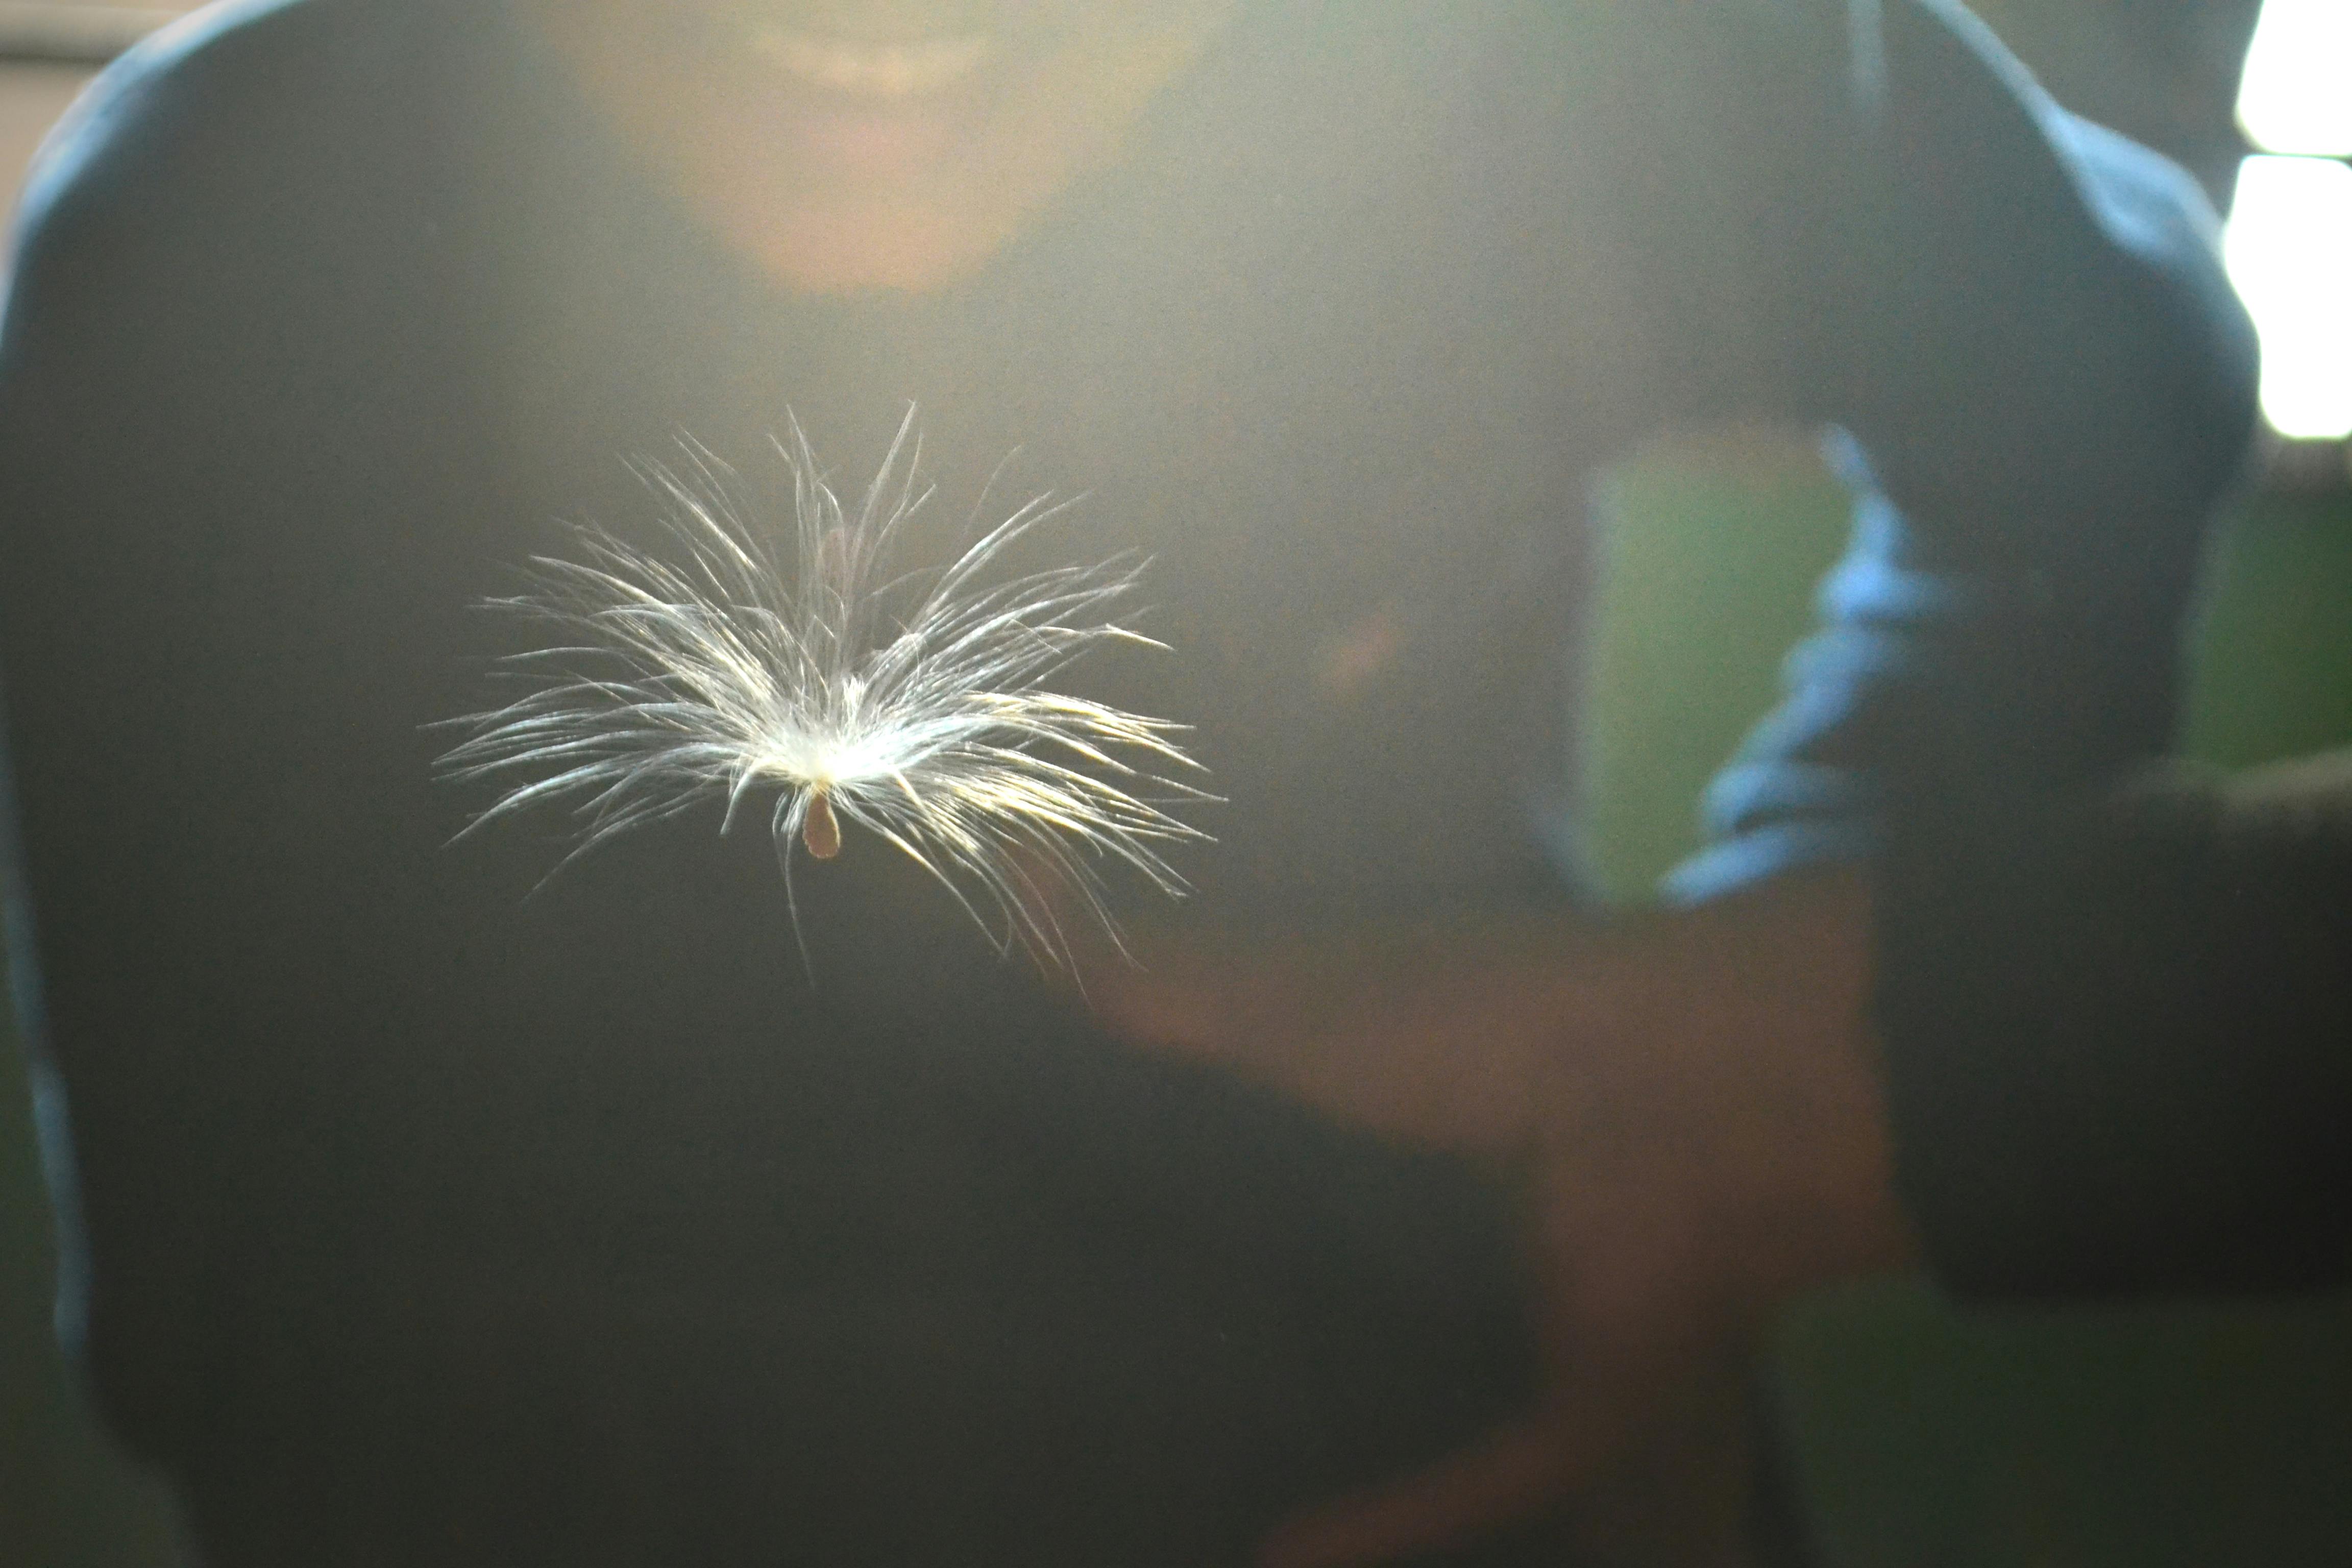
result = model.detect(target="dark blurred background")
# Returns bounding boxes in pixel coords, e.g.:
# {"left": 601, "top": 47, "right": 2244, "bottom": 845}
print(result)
{"left": 3, "top": 1, "right": 2346, "bottom": 1562}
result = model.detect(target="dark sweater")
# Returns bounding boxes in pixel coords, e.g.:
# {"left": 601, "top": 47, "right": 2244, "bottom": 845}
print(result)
{"left": 0, "top": 0, "right": 2264, "bottom": 1560}
{"left": 1874, "top": 749, "right": 2352, "bottom": 1297}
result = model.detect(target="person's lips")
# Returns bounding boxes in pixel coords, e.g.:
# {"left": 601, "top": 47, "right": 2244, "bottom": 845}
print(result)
{"left": 737, "top": 27, "right": 1004, "bottom": 179}
{"left": 746, "top": 29, "right": 996, "bottom": 100}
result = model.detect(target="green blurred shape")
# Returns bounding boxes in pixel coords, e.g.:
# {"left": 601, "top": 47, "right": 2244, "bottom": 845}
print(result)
{"left": 2182, "top": 490, "right": 2352, "bottom": 769}
{"left": 1578, "top": 431, "right": 1854, "bottom": 904}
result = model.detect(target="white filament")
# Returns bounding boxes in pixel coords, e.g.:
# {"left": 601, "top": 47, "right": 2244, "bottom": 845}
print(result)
{"left": 439, "top": 413, "right": 1211, "bottom": 966}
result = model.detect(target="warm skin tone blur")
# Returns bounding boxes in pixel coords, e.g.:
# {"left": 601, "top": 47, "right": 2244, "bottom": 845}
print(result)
{"left": 515, "top": 3, "right": 1921, "bottom": 1561}
{"left": 519, "top": 0, "right": 1240, "bottom": 293}
{"left": 1092, "top": 872, "right": 1920, "bottom": 1566}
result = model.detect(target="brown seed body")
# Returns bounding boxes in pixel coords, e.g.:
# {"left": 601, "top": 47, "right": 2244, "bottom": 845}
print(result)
{"left": 802, "top": 791, "right": 843, "bottom": 860}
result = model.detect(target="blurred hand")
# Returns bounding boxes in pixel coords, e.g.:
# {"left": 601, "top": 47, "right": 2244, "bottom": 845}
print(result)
{"left": 1084, "top": 869, "right": 1920, "bottom": 1567}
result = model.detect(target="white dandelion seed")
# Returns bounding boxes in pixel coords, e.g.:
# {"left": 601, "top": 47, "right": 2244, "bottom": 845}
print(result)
{"left": 438, "top": 412, "right": 1212, "bottom": 966}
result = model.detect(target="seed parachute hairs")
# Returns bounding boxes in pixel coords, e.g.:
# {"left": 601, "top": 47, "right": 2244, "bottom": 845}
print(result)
{"left": 437, "top": 410, "right": 1211, "bottom": 966}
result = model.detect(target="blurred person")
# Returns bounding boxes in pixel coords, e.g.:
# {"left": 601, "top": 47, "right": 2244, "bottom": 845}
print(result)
{"left": 0, "top": 1, "right": 2257, "bottom": 1564}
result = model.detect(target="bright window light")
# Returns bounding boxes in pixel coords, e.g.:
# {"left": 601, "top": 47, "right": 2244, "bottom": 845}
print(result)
{"left": 2237, "top": 0, "right": 2352, "bottom": 157}
{"left": 2225, "top": 154, "right": 2352, "bottom": 441}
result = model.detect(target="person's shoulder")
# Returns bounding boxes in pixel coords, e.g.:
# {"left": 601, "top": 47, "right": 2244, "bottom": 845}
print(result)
{"left": 24, "top": 2, "right": 354, "bottom": 218}
{"left": 8, "top": 0, "right": 463, "bottom": 293}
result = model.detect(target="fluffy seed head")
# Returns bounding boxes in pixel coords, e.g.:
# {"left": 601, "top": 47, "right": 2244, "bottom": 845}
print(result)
{"left": 438, "top": 412, "right": 1212, "bottom": 966}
